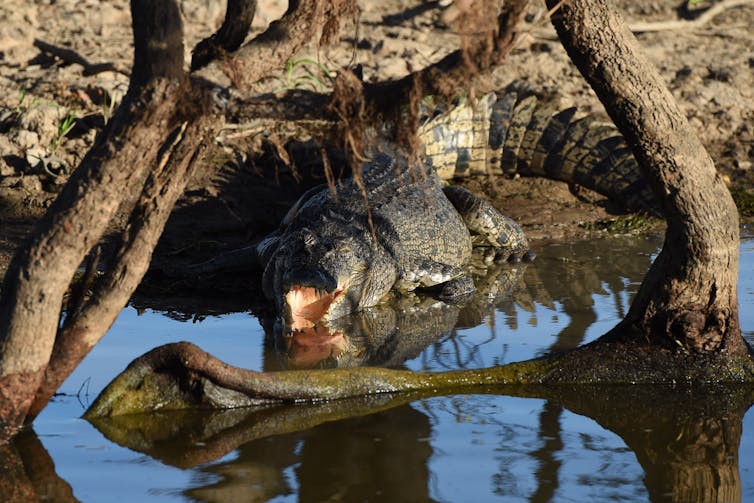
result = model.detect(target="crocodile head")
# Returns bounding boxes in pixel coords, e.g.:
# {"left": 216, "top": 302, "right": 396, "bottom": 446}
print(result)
{"left": 262, "top": 227, "right": 392, "bottom": 332}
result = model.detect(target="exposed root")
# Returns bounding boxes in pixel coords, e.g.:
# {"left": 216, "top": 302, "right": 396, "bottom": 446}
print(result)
{"left": 84, "top": 339, "right": 754, "bottom": 417}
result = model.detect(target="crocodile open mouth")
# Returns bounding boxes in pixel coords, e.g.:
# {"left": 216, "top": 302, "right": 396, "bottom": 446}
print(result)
{"left": 285, "top": 325, "right": 348, "bottom": 369}
{"left": 285, "top": 285, "right": 346, "bottom": 331}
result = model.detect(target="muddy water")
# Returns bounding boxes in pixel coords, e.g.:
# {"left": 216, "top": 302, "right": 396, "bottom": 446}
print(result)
{"left": 24, "top": 232, "right": 754, "bottom": 502}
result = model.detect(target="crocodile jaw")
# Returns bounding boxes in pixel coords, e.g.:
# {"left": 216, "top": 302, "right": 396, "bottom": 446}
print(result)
{"left": 285, "top": 285, "right": 347, "bottom": 331}
{"left": 284, "top": 325, "right": 349, "bottom": 369}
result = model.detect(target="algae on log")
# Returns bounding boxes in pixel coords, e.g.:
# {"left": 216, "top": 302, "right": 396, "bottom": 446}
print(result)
{"left": 84, "top": 341, "right": 754, "bottom": 417}
{"left": 83, "top": 342, "right": 556, "bottom": 417}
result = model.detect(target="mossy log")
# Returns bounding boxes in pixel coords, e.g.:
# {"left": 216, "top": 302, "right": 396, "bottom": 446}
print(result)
{"left": 84, "top": 340, "right": 754, "bottom": 417}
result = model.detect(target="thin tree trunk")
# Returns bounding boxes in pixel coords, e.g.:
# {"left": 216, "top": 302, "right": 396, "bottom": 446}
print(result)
{"left": 25, "top": 115, "right": 214, "bottom": 421}
{"left": 545, "top": 0, "right": 742, "bottom": 353}
{"left": 0, "top": 88, "right": 181, "bottom": 435}
{"left": 0, "top": 0, "right": 189, "bottom": 438}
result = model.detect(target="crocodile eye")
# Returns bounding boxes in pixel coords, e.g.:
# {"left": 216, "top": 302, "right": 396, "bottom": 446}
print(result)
{"left": 337, "top": 246, "right": 352, "bottom": 254}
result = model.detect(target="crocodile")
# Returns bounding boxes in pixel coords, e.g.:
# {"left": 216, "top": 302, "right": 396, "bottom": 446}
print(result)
{"left": 258, "top": 152, "right": 533, "bottom": 333}
{"left": 421, "top": 86, "right": 660, "bottom": 215}
{"left": 257, "top": 84, "right": 660, "bottom": 331}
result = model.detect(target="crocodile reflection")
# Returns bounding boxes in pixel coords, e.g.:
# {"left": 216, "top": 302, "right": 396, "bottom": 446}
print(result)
{"left": 264, "top": 260, "right": 528, "bottom": 370}
{"left": 130, "top": 234, "right": 661, "bottom": 371}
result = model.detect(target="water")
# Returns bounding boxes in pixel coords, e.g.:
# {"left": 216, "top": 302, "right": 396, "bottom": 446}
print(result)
{"left": 21, "top": 233, "right": 754, "bottom": 502}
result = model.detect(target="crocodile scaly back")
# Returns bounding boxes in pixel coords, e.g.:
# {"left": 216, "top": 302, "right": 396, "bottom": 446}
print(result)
{"left": 418, "top": 87, "right": 660, "bottom": 216}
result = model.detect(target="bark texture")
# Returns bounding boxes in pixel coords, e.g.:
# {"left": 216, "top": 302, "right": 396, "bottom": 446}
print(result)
{"left": 0, "top": 0, "right": 194, "bottom": 437}
{"left": 26, "top": 114, "right": 215, "bottom": 420}
{"left": 0, "top": 84, "right": 183, "bottom": 433}
{"left": 191, "top": 0, "right": 258, "bottom": 71}
{"left": 545, "top": 0, "right": 742, "bottom": 353}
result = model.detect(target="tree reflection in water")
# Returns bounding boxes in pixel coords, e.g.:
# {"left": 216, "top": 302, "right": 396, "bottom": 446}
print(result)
{"left": 8, "top": 235, "right": 753, "bottom": 501}
{"left": 1, "top": 430, "right": 76, "bottom": 503}
{"left": 67, "top": 384, "right": 753, "bottom": 503}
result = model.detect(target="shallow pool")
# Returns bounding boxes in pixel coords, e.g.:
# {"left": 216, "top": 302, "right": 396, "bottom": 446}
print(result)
{"left": 27, "top": 232, "right": 754, "bottom": 502}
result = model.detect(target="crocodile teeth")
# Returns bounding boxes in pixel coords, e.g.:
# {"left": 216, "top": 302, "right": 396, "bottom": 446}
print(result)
{"left": 285, "top": 285, "right": 345, "bottom": 331}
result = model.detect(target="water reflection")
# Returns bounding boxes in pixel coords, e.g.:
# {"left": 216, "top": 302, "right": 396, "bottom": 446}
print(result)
{"left": 555, "top": 385, "right": 752, "bottom": 503}
{"left": 19, "top": 234, "right": 754, "bottom": 502}
{"left": 514, "top": 236, "right": 658, "bottom": 352}
{"left": 1, "top": 430, "right": 77, "bottom": 502}
{"left": 528, "top": 401, "right": 563, "bottom": 503}
{"left": 76, "top": 384, "right": 754, "bottom": 503}
{"left": 258, "top": 235, "right": 659, "bottom": 371}
{"left": 263, "top": 260, "right": 527, "bottom": 370}
{"left": 85, "top": 394, "right": 428, "bottom": 502}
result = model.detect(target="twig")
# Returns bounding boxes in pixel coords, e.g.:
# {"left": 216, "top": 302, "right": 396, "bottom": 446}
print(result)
{"left": 628, "top": 0, "right": 754, "bottom": 33}
{"left": 533, "top": 0, "right": 754, "bottom": 39}
{"left": 33, "top": 39, "right": 130, "bottom": 77}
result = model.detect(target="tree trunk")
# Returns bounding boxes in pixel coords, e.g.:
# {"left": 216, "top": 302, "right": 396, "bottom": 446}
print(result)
{"left": 545, "top": 0, "right": 743, "bottom": 354}
{"left": 0, "top": 86, "right": 183, "bottom": 436}
{"left": 0, "top": 0, "right": 190, "bottom": 439}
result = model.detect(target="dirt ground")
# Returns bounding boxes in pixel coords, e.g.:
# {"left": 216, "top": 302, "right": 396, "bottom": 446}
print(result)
{"left": 1, "top": 0, "right": 753, "bottom": 273}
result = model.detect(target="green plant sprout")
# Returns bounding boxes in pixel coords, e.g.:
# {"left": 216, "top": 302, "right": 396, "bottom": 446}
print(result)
{"left": 50, "top": 111, "right": 77, "bottom": 152}
{"left": 14, "top": 88, "right": 39, "bottom": 111}
{"left": 276, "top": 58, "right": 335, "bottom": 92}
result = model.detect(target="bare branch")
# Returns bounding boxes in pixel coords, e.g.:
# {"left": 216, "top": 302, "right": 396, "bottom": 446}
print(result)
{"left": 190, "top": 0, "right": 257, "bottom": 71}
{"left": 193, "top": 0, "right": 338, "bottom": 88}
{"left": 33, "top": 39, "right": 130, "bottom": 77}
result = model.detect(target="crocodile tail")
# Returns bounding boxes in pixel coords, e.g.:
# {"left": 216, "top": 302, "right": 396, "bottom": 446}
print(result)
{"left": 419, "top": 86, "right": 660, "bottom": 216}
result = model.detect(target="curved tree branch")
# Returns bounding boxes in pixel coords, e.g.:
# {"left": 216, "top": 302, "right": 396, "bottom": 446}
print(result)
{"left": 190, "top": 0, "right": 258, "bottom": 72}
{"left": 84, "top": 340, "right": 754, "bottom": 417}
{"left": 193, "top": 0, "right": 345, "bottom": 88}
{"left": 83, "top": 341, "right": 554, "bottom": 417}
{"left": 0, "top": 0, "right": 189, "bottom": 438}
{"left": 543, "top": 0, "right": 742, "bottom": 353}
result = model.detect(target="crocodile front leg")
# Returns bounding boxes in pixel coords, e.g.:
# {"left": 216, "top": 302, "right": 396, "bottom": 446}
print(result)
{"left": 442, "top": 185, "right": 534, "bottom": 262}
{"left": 396, "top": 259, "right": 476, "bottom": 302}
